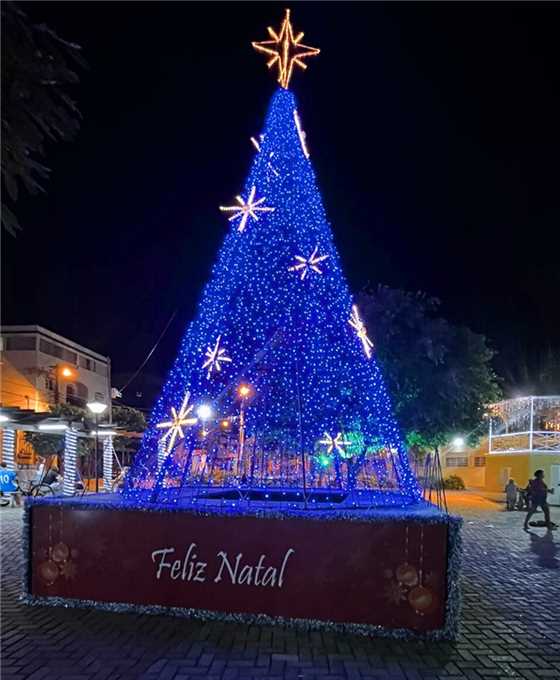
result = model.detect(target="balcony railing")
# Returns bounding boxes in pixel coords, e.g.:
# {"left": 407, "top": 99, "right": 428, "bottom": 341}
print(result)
{"left": 488, "top": 396, "right": 560, "bottom": 454}
{"left": 489, "top": 430, "right": 560, "bottom": 454}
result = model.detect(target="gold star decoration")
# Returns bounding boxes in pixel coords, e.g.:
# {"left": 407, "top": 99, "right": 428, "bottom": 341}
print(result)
{"left": 252, "top": 9, "right": 320, "bottom": 89}
{"left": 319, "top": 432, "right": 352, "bottom": 456}
{"left": 220, "top": 185, "right": 275, "bottom": 233}
{"left": 156, "top": 391, "right": 197, "bottom": 453}
{"left": 288, "top": 245, "right": 329, "bottom": 280}
{"left": 348, "top": 304, "right": 374, "bottom": 359}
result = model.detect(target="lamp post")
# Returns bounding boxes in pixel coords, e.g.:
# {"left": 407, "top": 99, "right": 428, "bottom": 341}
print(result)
{"left": 87, "top": 400, "right": 108, "bottom": 493}
{"left": 237, "top": 385, "right": 252, "bottom": 478}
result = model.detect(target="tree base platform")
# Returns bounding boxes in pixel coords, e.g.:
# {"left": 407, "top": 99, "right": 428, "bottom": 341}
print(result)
{"left": 23, "top": 495, "right": 461, "bottom": 640}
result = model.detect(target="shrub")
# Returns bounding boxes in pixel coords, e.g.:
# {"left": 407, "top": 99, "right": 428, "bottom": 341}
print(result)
{"left": 443, "top": 475, "right": 465, "bottom": 490}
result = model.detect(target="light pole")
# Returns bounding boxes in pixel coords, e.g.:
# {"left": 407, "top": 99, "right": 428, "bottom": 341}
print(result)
{"left": 87, "top": 400, "right": 108, "bottom": 493}
{"left": 237, "top": 385, "right": 252, "bottom": 479}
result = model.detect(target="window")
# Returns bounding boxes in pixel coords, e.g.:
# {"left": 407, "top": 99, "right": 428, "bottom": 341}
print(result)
{"left": 4, "top": 336, "right": 36, "bottom": 351}
{"left": 446, "top": 456, "right": 468, "bottom": 468}
{"left": 474, "top": 456, "right": 486, "bottom": 467}
{"left": 95, "top": 392, "right": 105, "bottom": 401}
{"left": 79, "top": 355, "right": 93, "bottom": 371}
{"left": 95, "top": 362, "right": 107, "bottom": 377}
{"left": 66, "top": 384, "right": 87, "bottom": 407}
{"left": 39, "top": 338, "right": 77, "bottom": 365}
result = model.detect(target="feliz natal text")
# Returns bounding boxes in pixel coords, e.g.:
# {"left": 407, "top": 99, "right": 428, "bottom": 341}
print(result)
{"left": 151, "top": 544, "right": 295, "bottom": 588}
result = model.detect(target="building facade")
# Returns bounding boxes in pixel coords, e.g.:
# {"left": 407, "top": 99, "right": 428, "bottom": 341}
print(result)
{"left": 442, "top": 396, "right": 560, "bottom": 504}
{"left": 1, "top": 325, "right": 112, "bottom": 468}
{"left": 1, "top": 325, "right": 111, "bottom": 411}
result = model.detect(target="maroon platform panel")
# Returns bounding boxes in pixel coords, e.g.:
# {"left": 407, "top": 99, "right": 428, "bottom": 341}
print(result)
{"left": 29, "top": 505, "right": 448, "bottom": 631}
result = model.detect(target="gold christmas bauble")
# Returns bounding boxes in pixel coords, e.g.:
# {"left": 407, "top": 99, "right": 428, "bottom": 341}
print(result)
{"left": 408, "top": 585, "right": 434, "bottom": 613}
{"left": 52, "top": 542, "right": 70, "bottom": 563}
{"left": 395, "top": 563, "right": 419, "bottom": 587}
{"left": 38, "top": 560, "right": 59, "bottom": 585}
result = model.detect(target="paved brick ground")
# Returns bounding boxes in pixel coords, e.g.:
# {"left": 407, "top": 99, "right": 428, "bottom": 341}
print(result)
{"left": 1, "top": 499, "right": 559, "bottom": 680}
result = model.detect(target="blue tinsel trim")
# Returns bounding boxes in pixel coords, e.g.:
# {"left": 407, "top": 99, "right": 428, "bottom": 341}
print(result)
{"left": 24, "top": 494, "right": 456, "bottom": 526}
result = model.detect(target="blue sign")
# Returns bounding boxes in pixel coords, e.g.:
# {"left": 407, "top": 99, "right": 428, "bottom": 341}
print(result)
{"left": 0, "top": 470, "right": 18, "bottom": 493}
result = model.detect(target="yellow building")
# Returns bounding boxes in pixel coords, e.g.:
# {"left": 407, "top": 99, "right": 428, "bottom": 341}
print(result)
{"left": 1, "top": 356, "right": 50, "bottom": 412}
{"left": 442, "top": 396, "right": 560, "bottom": 505}
{"left": 0, "top": 357, "right": 50, "bottom": 465}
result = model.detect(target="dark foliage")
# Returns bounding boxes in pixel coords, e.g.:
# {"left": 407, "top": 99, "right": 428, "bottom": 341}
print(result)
{"left": 359, "top": 285, "right": 501, "bottom": 451}
{"left": 443, "top": 475, "right": 466, "bottom": 491}
{"left": 1, "top": 2, "right": 83, "bottom": 235}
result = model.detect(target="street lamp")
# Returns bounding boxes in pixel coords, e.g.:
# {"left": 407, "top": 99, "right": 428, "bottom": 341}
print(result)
{"left": 196, "top": 404, "right": 213, "bottom": 422}
{"left": 50, "top": 364, "right": 78, "bottom": 404}
{"left": 87, "top": 401, "right": 108, "bottom": 493}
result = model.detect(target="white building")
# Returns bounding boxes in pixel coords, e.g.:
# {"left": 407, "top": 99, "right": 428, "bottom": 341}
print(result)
{"left": 1, "top": 325, "right": 111, "bottom": 411}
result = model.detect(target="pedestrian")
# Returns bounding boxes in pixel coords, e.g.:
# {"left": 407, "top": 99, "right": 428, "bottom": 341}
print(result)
{"left": 0, "top": 461, "right": 21, "bottom": 507}
{"left": 111, "top": 466, "right": 129, "bottom": 492}
{"left": 524, "top": 470, "right": 556, "bottom": 530}
{"left": 521, "top": 479, "right": 533, "bottom": 509}
{"left": 505, "top": 478, "right": 517, "bottom": 511}
{"left": 42, "top": 466, "right": 62, "bottom": 495}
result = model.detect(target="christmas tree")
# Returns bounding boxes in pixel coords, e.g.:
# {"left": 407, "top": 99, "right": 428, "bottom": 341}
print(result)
{"left": 125, "top": 10, "right": 421, "bottom": 508}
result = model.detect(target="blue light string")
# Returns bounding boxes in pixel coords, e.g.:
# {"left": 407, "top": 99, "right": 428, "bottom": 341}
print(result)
{"left": 124, "top": 87, "right": 422, "bottom": 509}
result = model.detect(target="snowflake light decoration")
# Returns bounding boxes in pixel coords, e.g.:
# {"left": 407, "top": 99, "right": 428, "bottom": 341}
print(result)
{"left": 250, "top": 135, "right": 279, "bottom": 179}
{"left": 293, "top": 109, "right": 310, "bottom": 158}
{"left": 202, "top": 335, "right": 232, "bottom": 379}
{"left": 220, "top": 186, "right": 275, "bottom": 233}
{"left": 250, "top": 134, "right": 265, "bottom": 151}
{"left": 348, "top": 304, "right": 374, "bottom": 359}
{"left": 156, "top": 390, "right": 197, "bottom": 453}
{"left": 319, "top": 432, "right": 352, "bottom": 456}
{"left": 288, "top": 245, "right": 329, "bottom": 280}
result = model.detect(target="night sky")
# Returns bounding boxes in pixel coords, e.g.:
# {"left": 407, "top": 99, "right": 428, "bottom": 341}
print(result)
{"left": 3, "top": 2, "right": 559, "bottom": 407}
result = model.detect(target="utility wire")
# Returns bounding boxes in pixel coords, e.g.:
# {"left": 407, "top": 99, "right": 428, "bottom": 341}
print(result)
{"left": 119, "top": 310, "right": 177, "bottom": 395}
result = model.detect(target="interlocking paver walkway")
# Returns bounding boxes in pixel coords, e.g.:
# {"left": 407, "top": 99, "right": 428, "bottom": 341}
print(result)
{"left": 1, "top": 497, "right": 559, "bottom": 680}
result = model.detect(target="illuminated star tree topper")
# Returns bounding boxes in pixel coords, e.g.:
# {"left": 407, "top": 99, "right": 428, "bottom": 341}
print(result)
{"left": 220, "top": 185, "right": 275, "bottom": 233}
{"left": 252, "top": 8, "right": 320, "bottom": 89}
{"left": 156, "top": 391, "right": 197, "bottom": 453}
